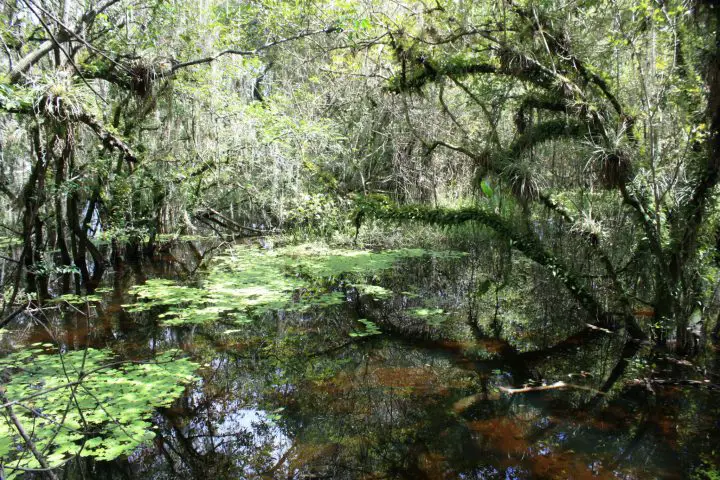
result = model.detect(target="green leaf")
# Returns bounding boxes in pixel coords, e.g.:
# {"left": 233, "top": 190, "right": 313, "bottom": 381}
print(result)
{"left": 0, "top": 347, "right": 198, "bottom": 477}
{"left": 481, "top": 180, "right": 494, "bottom": 198}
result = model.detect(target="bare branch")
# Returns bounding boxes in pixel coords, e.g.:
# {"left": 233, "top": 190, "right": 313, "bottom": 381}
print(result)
{"left": 170, "top": 26, "right": 341, "bottom": 73}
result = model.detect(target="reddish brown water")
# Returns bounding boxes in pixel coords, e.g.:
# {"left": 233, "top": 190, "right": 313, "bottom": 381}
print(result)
{"left": 2, "top": 240, "right": 719, "bottom": 479}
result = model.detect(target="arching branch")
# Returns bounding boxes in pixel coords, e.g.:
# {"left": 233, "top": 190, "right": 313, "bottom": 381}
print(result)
{"left": 359, "top": 202, "right": 645, "bottom": 339}
{"left": 168, "top": 26, "right": 340, "bottom": 73}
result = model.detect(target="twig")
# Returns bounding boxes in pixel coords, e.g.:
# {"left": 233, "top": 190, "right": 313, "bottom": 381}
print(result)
{"left": 170, "top": 26, "right": 340, "bottom": 73}
{"left": 20, "top": 0, "right": 108, "bottom": 105}
{"left": 1, "top": 393, "right": 59, "bottom": 480}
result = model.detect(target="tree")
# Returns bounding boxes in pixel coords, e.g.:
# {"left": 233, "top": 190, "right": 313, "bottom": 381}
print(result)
{"left": 352, "top": 0, "right": 720, "bottom": 351}
{"left": 0, "top": 0, "right": 343, "bottom": 306}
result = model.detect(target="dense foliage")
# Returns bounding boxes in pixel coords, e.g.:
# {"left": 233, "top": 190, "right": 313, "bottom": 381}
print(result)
{"left": 1, "top": 0, "right": 720, "bottom": 477}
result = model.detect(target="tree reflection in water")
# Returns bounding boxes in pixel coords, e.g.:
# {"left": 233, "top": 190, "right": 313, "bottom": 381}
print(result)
{"left": 2, "top": 240, "right": 718, "bottom": 479}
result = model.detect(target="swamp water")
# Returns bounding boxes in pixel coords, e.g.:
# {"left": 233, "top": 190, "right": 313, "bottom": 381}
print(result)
{"left": 1, "top": 239, "right": 719, "bottom": 479}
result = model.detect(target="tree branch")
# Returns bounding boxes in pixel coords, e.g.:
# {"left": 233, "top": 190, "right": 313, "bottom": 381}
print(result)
{"left": 8, "top": 0, "right": 123, "bottom": 84}
{"left": 360, "top": 202, "right": 645, "bottom": 338}
{"left": 169, "top": 26, "right": 340, "bottom": 73}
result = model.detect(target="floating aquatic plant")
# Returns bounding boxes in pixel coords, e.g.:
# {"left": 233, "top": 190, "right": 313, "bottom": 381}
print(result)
{"left": 0, "top": 347, "right": 198, "bottom": 479}
{"left": 124, "top": 243, "right": 464, "bottom": 327}
{"left": 349, "top": 319, "right": 382, "bottom": 337}
{"left": 49, "top": 293, "right": 102, "bottom": 305}
{"left": 408, "top": 307, "right": 447, "bottom": 327}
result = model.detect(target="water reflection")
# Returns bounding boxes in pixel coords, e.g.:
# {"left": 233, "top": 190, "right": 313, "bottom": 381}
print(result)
{"left": 1, "top": 239, "right": 719, "bottom": 479}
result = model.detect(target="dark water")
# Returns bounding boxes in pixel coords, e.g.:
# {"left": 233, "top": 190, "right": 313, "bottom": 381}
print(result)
{"left": 2, "top": 239, "right": 720, "bottom": 479}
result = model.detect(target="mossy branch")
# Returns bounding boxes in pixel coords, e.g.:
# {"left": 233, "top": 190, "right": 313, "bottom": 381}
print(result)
{"left": 0, "top": 93, "right": 137, "bottom": 166}
{"left": 387, "top": 48, "right": 559, "bottom": 93}
{"left": 502, "top": 119, "right": 585, "bottom": 161}
{"left": 511, "top": 3, "right": 630, "bottom": 123}
{"left": 515, "top": 95, "right": 568, "bottom": 132}
{"left": 358, "top": 201, "right": 644, "bottom": 338}
{"left": 538, "top": 193, "right": 635, "bottom": 318}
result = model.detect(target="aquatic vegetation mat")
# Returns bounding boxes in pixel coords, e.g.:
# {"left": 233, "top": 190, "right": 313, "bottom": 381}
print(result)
{"left": 124, "top": 243, "right": 464, "bottom": 327}
{"left": 0, "top": 347, "right": 198, "bottom": 478}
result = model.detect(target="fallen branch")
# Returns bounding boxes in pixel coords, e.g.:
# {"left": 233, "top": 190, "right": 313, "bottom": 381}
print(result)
{"left": 1, "top": 392, "right": 60, "bottom": 480}
{"left": 452, "top": 391, "right": 502, "bottom": 413}
{"left": 197, "top": 204, "right": 276, "bottom": 236}
{"left": 499, "top": 381, "right": 604, "bottom": 395}
{"left": 585, "top": 323, "right": 615, "bottom": 334}
{"left": 627, "top": 378, "right": 719, "bottom": 389}
{"left": 0, "top": 307, "right": 26, "bottom": 330}
{"left": 500, "top": 381, "right": 568, "bottom": 394}
{"left": 202, "top": 205, "right": 267, "bottom": 233}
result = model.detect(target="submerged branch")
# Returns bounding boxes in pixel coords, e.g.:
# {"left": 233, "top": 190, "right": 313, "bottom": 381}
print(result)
{"left": 499, "top": 381, "right": 603, "bottom": 395}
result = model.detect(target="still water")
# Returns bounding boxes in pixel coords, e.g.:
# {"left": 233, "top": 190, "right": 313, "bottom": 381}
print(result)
{"left": 2, "top": 239, "right": 719, "bottom": 479}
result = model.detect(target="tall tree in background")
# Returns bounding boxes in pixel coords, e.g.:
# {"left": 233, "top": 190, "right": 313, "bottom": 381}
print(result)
{"left": 0, "top": 0, "right": 343, "bottom": 304}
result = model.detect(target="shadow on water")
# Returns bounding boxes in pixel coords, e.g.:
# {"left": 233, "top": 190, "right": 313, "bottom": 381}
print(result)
{"left": 1, "top": 238, "right": 719, "bottom": 479}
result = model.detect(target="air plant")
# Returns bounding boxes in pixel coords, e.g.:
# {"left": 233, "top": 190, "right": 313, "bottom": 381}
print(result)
{"left": 585, "top": 124, "right": 633, "bottom": 189}
{"left": 570, "top": 210, "right": 607, "bottom": 246}
{"left": 35, "top": 74, "right": 91, "bottom": 120}
{"left": 502, "top": 158, "right": 543, "bottom": 202}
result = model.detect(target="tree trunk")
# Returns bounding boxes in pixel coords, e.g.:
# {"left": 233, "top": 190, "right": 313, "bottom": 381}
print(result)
{"left": 21, "top": 126, "right": 51, "bottom": 302}
{"left": 55, "top": 129, "right": 73, "bottom": 267}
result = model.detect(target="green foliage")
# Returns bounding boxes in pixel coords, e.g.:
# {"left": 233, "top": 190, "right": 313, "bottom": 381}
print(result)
{"left": 0, "top": 348, "right": 198, "bottom": 478}
{"left": 0, "top": 83, "right": 34, "bottom": 111}
{"left": 0, "top": 236, "right": 21, "bottom": 248}
{"left": 692, "top": 464, "right": 720, "bottom": 480}
{"left": 49, "top": 294, "right": 102, "bottom": 305}
{"left": 353, "top": 284, "right": 393, "bottom": 299}
{"left": 26, "top": 261, "right": 82, "bottom": 279}
{"left": 480, "top": 180, "right": 494, "bottom": 199}
{"left": 407, "top": 307, "right": 447, "bottom": 327}
{"left": 286, "top": 194, "right": 348, "bottom": 237}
